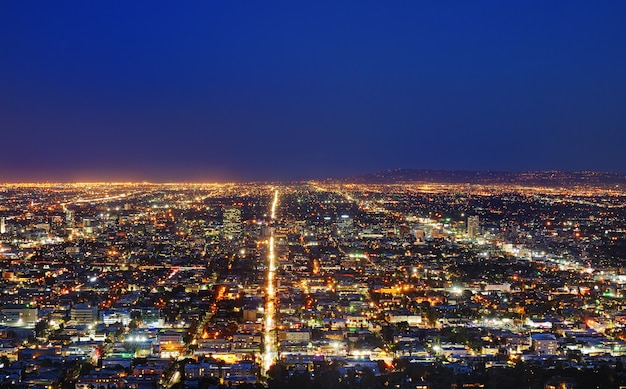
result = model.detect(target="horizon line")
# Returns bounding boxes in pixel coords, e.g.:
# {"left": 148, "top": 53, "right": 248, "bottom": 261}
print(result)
{"left": 0, "top": 167, "right": 624, "bottom": 186}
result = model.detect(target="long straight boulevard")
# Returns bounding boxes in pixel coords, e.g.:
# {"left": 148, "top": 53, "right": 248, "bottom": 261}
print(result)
{"left": 262, "top": 189, "right": 279, "bottom": 374}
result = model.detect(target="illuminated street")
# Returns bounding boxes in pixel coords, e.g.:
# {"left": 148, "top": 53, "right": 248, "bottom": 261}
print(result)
{"left": 262, "top": 189, "right": 279, "bottom": 374}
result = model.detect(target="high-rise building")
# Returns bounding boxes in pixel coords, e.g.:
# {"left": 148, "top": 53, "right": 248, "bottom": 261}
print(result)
{"left": 65, "top": 208, "right": 75, "bottom": 229}
{"left": 83, "top": 218, "right": 94, "bottom": 236}
{"left": 0, "top": 217, "right": 6, "bottom": 234}
{"left": 223, "top": 206, "right": 242, "bottom": 239}
{"left": 467, "top": 215, "right": 480, "bottom": 238}
{"left": 337, "top": 214, "right": 354, "bottom": 237}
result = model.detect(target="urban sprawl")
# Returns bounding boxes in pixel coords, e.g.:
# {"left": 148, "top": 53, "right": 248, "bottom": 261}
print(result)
{"left": 1, "top": 182, "right": 626, "bottom": 389}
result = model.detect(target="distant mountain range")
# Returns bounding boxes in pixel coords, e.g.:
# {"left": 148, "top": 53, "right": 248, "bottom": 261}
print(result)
{"left": 340, "top": 169, "right": 626, "bottom": 187}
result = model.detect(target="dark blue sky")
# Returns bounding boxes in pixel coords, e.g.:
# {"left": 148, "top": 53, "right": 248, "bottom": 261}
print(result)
{"left": 2, "top": 1, "right": 626, "bottom": 181}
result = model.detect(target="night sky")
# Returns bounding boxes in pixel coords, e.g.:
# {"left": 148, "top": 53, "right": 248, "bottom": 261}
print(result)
{"left": 2, "top": 2, "right": 626, "bottom": 182}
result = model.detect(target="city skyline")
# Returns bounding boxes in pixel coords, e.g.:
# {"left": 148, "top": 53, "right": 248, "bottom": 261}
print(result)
{"left": 1, "top": 181, "right": 626, "bottom": 387}
{"left": 2, "top": 1, "right": 626, "bottom": 182}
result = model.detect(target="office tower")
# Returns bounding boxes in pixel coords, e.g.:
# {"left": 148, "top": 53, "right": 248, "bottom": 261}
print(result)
{"left": 467, "top": 215, "right": 480, "bottom": 238}
{"left": 83, "top": 218, "right": 94, "bottom": 236}
{"left": 65, "top": 208, "right": 75, "bottom": 228}
{"left": 70, "top": 304, "right": 99, "bottom": 325}
{"left": 223, "top": 206, "right": 242, "bottom": 239}
{"left": 337, "top": 214, "right": 354, "bottom": 236}
{"left": 0, "top": 217, "right": 5, "bottom": 234}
